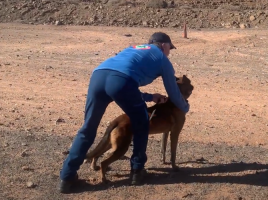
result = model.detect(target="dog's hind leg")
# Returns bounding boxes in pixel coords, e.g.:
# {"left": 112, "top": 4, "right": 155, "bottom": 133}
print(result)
{"left": 90, "top": 144, "right": 111, "bottom": 171}
{"left": 161, "top": 131, "right": 169, "bottom": 164}
{"left": 100, "top": 145, "right": 129, "bottom": 183}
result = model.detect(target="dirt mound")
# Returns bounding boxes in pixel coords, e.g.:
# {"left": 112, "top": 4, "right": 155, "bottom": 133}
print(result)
{"left": 0, "top": 0, "right": 268, "bottom": 29}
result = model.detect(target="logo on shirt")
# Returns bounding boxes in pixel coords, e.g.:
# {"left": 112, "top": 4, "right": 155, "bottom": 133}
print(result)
{"left": 133, "top": 45, "right": 151, "bottom": 50}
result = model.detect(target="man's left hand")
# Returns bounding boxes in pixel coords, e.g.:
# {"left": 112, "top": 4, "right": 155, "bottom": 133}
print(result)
{"left": 152, "top": 93, "right": 168, "bottom": 104}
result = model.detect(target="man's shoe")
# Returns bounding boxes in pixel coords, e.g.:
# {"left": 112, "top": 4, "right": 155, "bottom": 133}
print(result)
{"left": 59, "top": 174, "right": 78, "bottom": 194}
{"left": 131, "top": 169, "right": 147, "bottom": 185}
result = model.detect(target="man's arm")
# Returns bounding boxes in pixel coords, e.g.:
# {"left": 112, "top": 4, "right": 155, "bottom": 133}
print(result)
{"left": 161, "top": 57, "right": 189, "bottom": 113}
{"left": 141, "top": 92, "right": 153, "bottom": 102}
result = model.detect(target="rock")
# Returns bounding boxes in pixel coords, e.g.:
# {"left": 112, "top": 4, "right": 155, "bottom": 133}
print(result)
{"left": 22, "top": 166, "right": 30, "bottom": 171}
{"left": 124, "top": 34, "right": 132, "bottom": 37}
{"left": 21, "top": 150, "right": 27, "bottom": 157}
{"left": 55, "top": 117, "right": 65, "bottom": 124}
{"left": 239, "top": 23, "right": 246, "bottom": 29}
{"left": 21, "top": 143, "right": 27, "bottom": 146}
{"left": 142, "top": 21, "right": 148, "bottom": 27}
{"left": 55, "top": 20, "right": 63, "bottom": 26}
{"left": 82, "top": 21, "right": 89, "bottom": 25}
{"left": 249, "top": 15, "right": 255, "bottom": 21}
{"left": 185, "top": 163, "right": 193, "bottom": 167}
{"left": 26, "top": 181, "right": 35, "bottom": 188}
{"left": 146, "top": 0, "right": 168, "bottom": 8}
{"left": 106, "top": 0, "right": 125, "bottom": 6}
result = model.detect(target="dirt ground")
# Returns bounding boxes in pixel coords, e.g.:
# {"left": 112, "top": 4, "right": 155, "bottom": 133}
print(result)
{"left": 0, "top": 23, "right": 268, "bottom": 200}
{"left": 1, "top": 0, "right": 268, "bottom": 29}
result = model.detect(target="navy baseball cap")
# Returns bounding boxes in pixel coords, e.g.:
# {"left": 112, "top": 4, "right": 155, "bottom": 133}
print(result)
{"left": 148, "top": 32, "right": 176, "bottom": 49}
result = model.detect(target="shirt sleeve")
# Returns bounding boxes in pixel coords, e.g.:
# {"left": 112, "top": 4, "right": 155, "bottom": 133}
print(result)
{"left": 161, "top": 56, "right": 190, "bottom": 113}
{"left": 141, "top": 92, "right": 153, "bottom": 102}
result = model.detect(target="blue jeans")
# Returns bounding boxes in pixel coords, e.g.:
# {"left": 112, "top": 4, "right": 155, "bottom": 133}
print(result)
{"left": 60, "top": 69, "right": 149, "bottom": 181}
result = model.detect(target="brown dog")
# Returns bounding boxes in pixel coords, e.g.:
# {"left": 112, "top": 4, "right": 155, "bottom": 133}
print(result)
{"left": 84, "top": 75, "right": 194, "bottom": 183}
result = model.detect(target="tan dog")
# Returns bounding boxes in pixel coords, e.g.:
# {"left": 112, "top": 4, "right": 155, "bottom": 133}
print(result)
{"left": 84, "top": 75, "right": 194, "bottom": 183}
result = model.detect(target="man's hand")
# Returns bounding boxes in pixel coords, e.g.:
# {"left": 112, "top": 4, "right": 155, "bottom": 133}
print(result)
{"left": 152, "top": 93, "right": 168, "bottom": 104}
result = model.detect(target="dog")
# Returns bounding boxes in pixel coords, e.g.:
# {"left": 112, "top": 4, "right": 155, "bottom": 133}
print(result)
{"left": 84, "top": 75, "right": 194, "bottom": 183}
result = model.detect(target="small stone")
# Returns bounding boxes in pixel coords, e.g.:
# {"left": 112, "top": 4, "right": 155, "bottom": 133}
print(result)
{"left": 21, "top": 150, "right": 27, "bottom": 157}
{"left": 142, "top": 21, "right": 148, "bottom": 27}
{"left": 4, "top": 142, "right": 9, "bottom": 147}
{"left": 239, "top": 23, "right": 246, "bottom": 29}
{"left": 185, "top": 163, "right": 193, "bottom": 168}
{"left": 124, "top": 34, "right": 132, "bottom": 37}
{"left": 22, "top": 143, "right": 27, "bottom": 146}
{"left": 251, "top": 114, "right": 256, "bottom": 116}
{"left": 55, "top": 118, "right": 65, "bottom": 124}
{"left": 26, "top": 181, "right": 35, "bottom": 188}
{"left": 22, "top": 166, "right": 30, "bottom": 171}
{"left": 55, "top": 20, "right": 63, "bottom": 26}
{"left": 249, "top": 15, "right": 255, "bottom": 21}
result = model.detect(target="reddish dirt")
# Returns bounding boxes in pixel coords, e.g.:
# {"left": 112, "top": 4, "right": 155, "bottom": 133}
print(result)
{"left": 0, "top": 23, "right": 268, "bottom": 200}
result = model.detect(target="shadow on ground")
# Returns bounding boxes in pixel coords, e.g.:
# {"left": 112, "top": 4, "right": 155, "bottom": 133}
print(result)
{"left": 72, "top": 161, "right": 268, "bottom": 193}
{"left": 1, "top": 129, "right": 268, "bottom": 198}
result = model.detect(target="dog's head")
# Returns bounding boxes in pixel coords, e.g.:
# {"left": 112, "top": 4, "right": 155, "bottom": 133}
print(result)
{"left": 175, "top": 75, "right": 194, "bottom": 100}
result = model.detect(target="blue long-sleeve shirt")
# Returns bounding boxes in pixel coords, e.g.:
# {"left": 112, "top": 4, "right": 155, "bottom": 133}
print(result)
{"left": 93, "top": 44, "right": 189, "bottom": 113}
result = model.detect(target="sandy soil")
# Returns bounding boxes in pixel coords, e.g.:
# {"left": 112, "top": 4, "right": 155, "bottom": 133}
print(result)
{"left": 0, "top": 23, "right": 268, "bottom": 200}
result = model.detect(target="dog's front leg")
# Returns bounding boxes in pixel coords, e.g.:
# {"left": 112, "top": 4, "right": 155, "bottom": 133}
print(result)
{"left": 161, "top": 131, "right": 169, "bottom": 164}
{"left": 170, "top": 112, "right": 186, "bottom": 171}
{"left": 170, "top": 130, "right": 180, "bottom": 171}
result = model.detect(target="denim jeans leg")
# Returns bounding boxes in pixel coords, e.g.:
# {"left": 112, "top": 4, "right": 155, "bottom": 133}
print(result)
{"left": 60, "top": 70, "right": 112, "bottom": 181}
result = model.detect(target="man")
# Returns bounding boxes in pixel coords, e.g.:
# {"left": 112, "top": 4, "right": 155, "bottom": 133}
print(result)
{"left": 59, "top": 32, "right": 189, "bottom": 193}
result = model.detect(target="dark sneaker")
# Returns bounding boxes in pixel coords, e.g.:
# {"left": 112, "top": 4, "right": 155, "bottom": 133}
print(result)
{"left": 59, "top": 174, "right": 78, "bottom": 194}
{"left": 131, "top": 169, "right": 147, "bottom": 185}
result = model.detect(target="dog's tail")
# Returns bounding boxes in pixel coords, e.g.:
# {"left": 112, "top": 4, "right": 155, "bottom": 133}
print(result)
{"left": 85, "top": 120, "right": 118, "bottom": 160}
